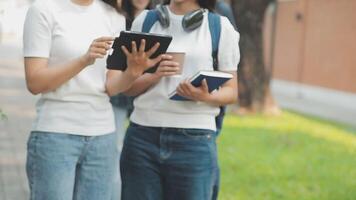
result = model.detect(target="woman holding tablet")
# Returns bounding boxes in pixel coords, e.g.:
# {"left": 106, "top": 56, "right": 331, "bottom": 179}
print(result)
{"left": 110, "top": 0, "right": 153, "bottom": 144}
{"left": 121, "top": 0, "right": 240, "bottom": 199}
{"left": 111, "top": 1, "right": 154, "bottom": 199}
{"left": 23, "top": 0, "right": 161, "bottom": 199}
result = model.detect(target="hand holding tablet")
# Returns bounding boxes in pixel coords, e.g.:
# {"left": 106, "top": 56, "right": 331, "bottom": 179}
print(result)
{"left": 106, "top": 31, "right": 173, "bottom": 73}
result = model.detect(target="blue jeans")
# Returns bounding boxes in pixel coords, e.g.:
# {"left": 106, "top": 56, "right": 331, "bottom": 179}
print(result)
{"left": 212, "top": 163, "right": 220, "bottom": 200}
{"left": 120, "top": 122, "right": 218, "bottom": 200}
{"left": 26, "top": 131, "right": 118, "bottom": 200}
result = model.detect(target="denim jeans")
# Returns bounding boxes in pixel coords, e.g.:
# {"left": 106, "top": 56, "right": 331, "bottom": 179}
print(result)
{"left": 120, "top": 122, "right": 218, "bottom": 200}
{"left": 26, "top": 131, "right": 118, "bottom": 200}
{"left": 212, "top": 165, "right": 220, "bottom": 200}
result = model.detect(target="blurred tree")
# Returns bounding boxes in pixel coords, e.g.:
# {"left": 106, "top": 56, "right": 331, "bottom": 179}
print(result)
{"left": 232, "top": 0, "right": 280, "bottom": 114}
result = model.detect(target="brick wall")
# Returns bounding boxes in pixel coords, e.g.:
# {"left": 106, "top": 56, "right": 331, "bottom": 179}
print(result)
{"left": 269, "top": 0, "right": 356, "bottom": 93}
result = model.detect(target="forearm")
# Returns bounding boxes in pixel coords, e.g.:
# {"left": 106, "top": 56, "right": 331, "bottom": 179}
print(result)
{"left": 204, "top": 86, "right": 238, "bottom": 107}
{"left": 105, "top": 70, "right": 142, "bottom": 96}
{"left": 123, "top": 73, "right": 161, "bottom": 96}
{"left": 25, "top": 56, "right": 88, "bottom": 95}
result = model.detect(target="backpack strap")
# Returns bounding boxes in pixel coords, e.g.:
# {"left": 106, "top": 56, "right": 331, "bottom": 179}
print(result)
{"left": 208, "top": 12, "right": 221, "bottom": 71}
{"left": 142, "top": 10, "right": 160, "bottom": 33}
{"left": 208, "top": 12, "right": 226, "bottom": 134}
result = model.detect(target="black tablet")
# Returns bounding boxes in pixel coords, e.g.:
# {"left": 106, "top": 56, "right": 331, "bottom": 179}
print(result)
{"left": 106, "top": 31, "right": 173, "bottom": 73}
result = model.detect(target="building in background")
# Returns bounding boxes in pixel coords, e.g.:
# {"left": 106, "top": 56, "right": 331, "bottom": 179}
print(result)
{"left": 265, "top": 0, "right": 356, "bottom": 126}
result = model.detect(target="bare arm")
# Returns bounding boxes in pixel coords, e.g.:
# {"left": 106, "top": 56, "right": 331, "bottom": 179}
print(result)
{"left": 105, "top": 69, "right": 143, "bottom": 96}
{"left": 25, "top": 37, "right": 114, "bottom": 95}
{"left": 176, "top": 71, "right": 238, "bottom": 107}
{"left": 123, "top": 73, "right": 161, "bottom": 96}
{"left": 106, "top": 42, "right": 180, "bottom": 96}
{"left": 25, "top": 57, "right": 89, "bottom": 94}
{"left": 123, "top": 55, "right": 180, "bottom": 96}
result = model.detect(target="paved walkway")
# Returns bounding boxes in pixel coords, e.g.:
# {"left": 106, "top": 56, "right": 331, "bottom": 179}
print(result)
{"left": 0, "top": 42, "right": 35, "bottom": 199}
{"left": 271, "top": 80, "right": 356, "bottom": 128}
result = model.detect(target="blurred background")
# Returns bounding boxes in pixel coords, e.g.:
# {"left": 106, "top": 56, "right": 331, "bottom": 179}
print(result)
{"left": 0, "top": 0, "right": 355, "bottom": 199}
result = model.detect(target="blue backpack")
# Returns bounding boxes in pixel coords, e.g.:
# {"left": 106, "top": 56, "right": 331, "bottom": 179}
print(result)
{"left": 142, "top": 9, "right": 226, "bottom": 134}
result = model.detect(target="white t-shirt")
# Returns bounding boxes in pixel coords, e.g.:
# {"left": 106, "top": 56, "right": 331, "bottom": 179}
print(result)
{"left": 23, "top": 0, "right": 125, "bottom": 136}
{"left": 130, "top": 8, "right": 240, "bottom": 131}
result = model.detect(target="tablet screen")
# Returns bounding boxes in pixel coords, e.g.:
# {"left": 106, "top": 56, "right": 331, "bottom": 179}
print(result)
{"left": 106, "top": 31, "right": 173, "bottom": 73}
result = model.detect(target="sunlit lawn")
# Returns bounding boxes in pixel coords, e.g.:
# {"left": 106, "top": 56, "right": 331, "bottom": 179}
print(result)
{"left": 218, "top": 111, "right": 356, "bottom": 200}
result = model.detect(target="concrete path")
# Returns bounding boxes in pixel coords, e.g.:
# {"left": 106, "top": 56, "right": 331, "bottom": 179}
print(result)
{"left": 0, "top": 41, "right": 35, "bottom": 200}
{"left": 272, "top": 79, "right": 356, "bottom": 128}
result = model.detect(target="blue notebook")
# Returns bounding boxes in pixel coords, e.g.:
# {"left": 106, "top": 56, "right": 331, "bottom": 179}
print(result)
{"left": 169, "top": 70, "right": 233, "bottom": 101}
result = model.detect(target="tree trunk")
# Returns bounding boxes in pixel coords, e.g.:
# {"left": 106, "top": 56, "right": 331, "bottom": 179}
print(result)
{"left": 232, "top": 0, "right": 280, "bottom": 114}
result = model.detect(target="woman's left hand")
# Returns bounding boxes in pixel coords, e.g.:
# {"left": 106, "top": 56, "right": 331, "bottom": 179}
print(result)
{"left": 176, "top": 79, "right": 212, "bottom": 102}
{"left": 121, "top": 39, "right": 162, "bottom": 77}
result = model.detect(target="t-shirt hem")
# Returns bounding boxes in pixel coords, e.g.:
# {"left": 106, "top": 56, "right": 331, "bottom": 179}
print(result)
{"left": 31, "top": 126, "right": 116, "bottom": 136}
{"left": 23, "top": 53, "right": 50, "bottom": 58}
{"left": 130, "top": 108, "right": 217, "bottom": 131}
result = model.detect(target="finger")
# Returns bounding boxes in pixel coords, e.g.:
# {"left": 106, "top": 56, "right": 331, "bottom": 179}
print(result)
{"left": 150, "top": 55, "right": 163, "bottom": 66}
{"left": 186, "top": 79, "right": 200, "bottom": 94}
{"left": 146, "top": 42, "right": 160, "bottom": 57}
{"left": 121, "top": 46, "right": 130, "bottom": 57}
{"left": 131, "top": 41, "right": 137, "bottom": 54}
{"left": 159, "top": 60, "right": 179, "bottom": 67}
{"left": 161, "top": 54, "right": 173, "bottom": 61}
{"left": 185, "top": 80, "right": 198, "bottom": 92}
{"left": 179, "top": 84, "right": 193, "bottom": 99}
{"left": 180, "top": 82, "right": 192, "bottom": 96}
{"left": 90, "top": 53, "right": 105, "bottom": 59}
{"left": 163, "top": 72, "right": 179, "bottom": 76}
{"left": 93, "top": 41, "right": 111, "bottom": 50}
{"left": 95, "top": 36, "right": 115, "bottom": 42}
{"left": 97, "top": 54, "right": 105, "bottom": 59}
{"left": 176, "top": 86, "right": 186, "bottom": 97}
{"left": 201, "top": 79, "right": 209, "bottom": 92}
{"left": 139, "top": 39, "right": 146, "bottom": 52}
{"left": 92, "top": 47, "right": 107, "bottom": 56}
{"left": 159, "top": 66, "right": 180, "bottom": 73}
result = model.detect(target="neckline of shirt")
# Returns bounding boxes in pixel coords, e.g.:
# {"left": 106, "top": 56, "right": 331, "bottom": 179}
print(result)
{"left": 166, "top": 6, "right": 185, "bottom": 21}
{"left": 166, "top": 6, "right": 207, "bottom": 21}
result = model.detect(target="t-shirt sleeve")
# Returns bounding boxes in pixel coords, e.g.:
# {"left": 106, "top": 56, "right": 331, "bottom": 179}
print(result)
{"left": 111, "top": 12, "right": 126, "bottom": 36}
{"left": 23, "top": 4, "right": 52, "bottom": 58}
{"left": 218, "top": 16, "right": 240, "bottom": 72}
{"left": 130, "top": 10, "right": 148, "bottom": 32}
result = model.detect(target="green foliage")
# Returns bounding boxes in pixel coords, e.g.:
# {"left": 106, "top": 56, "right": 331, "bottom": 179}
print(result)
{"left": 219, "top": 111, "right": 356, "bottom": 200}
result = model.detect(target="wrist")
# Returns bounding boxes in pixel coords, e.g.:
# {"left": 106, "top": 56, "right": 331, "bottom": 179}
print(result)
{"left": 125, "top": 64, "right": 145, "bottom": 78}
{"left": 200, "top": 93, "right": 215, "bottom": 104}
{"left": 151, "top": 72, "right": 163, "bottom": 82}
{"left": 79, "top": 54, "right": 92, "bottom": 67}
{"left": 123, "top": 68, "right": 141, "bottom": 80}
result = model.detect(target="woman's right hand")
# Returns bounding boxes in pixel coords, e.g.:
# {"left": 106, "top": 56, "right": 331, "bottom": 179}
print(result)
{"left": 82, "top": 37, "right": 114, "bottom": 66}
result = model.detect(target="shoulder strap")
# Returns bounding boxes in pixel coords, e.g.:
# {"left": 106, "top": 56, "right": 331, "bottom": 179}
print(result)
{"left": 208, "top": 12, "right": 221, "bottom": 71}
{"left": 208, "top": 12, "right": 226, "bottom": 134}
{"left": 142, "top": 10, "right": 160, "bottom": 33}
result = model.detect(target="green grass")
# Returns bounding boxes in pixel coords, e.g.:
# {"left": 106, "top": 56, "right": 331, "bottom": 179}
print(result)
{"left": 218, "top": 111, "right": 356, "bottom": 200}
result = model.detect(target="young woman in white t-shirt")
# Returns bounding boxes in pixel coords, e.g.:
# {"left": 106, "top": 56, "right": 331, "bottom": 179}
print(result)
{"left": 23, "top": 0, "right": 162, "bottom": 199}
{"left": 120, "top": 0, "right": 240, "bottom": 199}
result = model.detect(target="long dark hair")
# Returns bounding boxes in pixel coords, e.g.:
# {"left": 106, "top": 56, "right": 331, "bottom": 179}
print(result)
{"left": 163, "top": 0, "right": 216, "bottom": 11}
{"left": 101, "top": 0, "right": 122, "bottom": 13}
{"left": 122, "top": 0, "right": 153, "bottom": 29}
